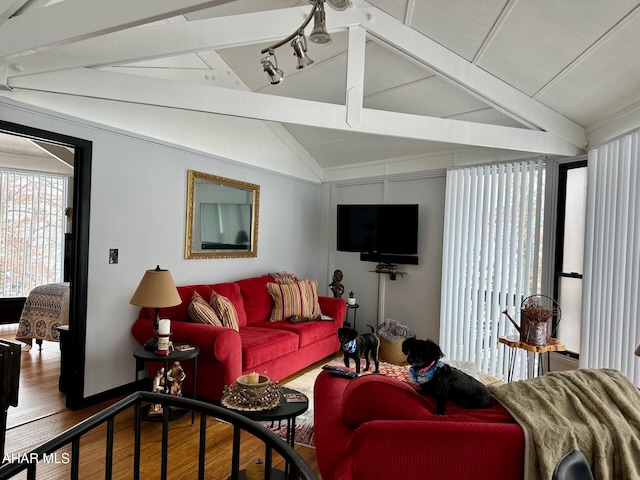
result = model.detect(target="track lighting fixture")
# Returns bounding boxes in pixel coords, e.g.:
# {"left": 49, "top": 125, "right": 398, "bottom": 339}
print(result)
{"left": 309, "top": 1, "right": 332, "bottom": 45}
{"left": 260, "top": 0, "right": 339, "bottom": 85}
{"left": 261, "top": 51, "right": 284, "bottom": 85}
{"left": 291, "top": 33, "right": 314, "bottom": 69}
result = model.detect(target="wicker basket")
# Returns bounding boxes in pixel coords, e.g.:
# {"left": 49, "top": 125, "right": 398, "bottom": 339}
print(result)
{"left": 379, "top": 337, "right": 408, "bottom": 365}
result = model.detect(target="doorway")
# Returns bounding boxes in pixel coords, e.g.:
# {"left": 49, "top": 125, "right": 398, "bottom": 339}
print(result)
{"left": 0, "top": 119, "right": 91, "bottom": 410}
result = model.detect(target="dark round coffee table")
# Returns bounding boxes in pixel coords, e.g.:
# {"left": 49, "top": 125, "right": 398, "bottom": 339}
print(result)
{"left": 223, "top": 386, "right": 308, "bottom": 480}
{"left": 234, "top": 387, "right": 308, "bottom": 447}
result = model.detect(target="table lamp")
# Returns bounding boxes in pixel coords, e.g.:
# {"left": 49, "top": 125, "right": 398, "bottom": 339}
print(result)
{"left": 130, "top": 265, "right": 181, "bottom": 351}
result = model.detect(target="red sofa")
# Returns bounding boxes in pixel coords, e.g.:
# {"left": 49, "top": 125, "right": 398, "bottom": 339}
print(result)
{"left": 132, "top": 274, "right": 346, "bottom": 402}
{"left": 314, "top": 371, "right": 524, "bottom": 480}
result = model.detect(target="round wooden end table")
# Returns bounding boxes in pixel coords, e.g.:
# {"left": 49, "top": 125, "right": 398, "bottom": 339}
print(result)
{"left": 133, "top": 344, "right": 200, "bottom": 424}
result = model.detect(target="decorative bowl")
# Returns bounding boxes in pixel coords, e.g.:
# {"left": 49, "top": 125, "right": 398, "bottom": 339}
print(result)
{"left": 236, "top": 374, "right": 270, "bottom": 392}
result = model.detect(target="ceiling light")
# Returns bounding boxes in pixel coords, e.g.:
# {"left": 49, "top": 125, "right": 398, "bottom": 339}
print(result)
{"left": 261, "top": 51, "right": 284, "bottom": 85}
{"left": 326, "top": 0, "right": 350, "bottom": 10}
{"left": 309, "top": 2, "right": 332, "bottom": 45}
{"left": 291, "top": 33, "right": 314, "bottom": 69}
{"left": 259, "top": 0, "right": 330, "bottom": 85}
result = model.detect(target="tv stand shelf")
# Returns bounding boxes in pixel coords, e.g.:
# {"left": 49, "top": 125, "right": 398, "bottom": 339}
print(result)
{"left": 359, "top": 253, "right": 418, "bottom": 265}
{"left": 369, "top": 270, "right": 406, "bottom": 281}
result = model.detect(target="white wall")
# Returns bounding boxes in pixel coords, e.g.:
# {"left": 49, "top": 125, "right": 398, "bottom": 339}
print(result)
{"left": 321, "top": 172, "right": 446, "bottom": 342}
{"left": 0, "top": 99, "right": 323, "bottom": 397}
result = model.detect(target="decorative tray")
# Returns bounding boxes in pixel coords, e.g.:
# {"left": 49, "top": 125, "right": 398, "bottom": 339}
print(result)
{"left": 221, "top": 383, "right": 281, "bottom": 411}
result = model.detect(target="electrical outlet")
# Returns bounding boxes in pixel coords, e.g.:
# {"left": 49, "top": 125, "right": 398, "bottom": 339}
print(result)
{"left": 109, "top": 249, "right": 118, "bottom": 264}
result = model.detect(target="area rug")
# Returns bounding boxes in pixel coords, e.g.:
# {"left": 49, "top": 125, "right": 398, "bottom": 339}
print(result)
{"left": 265, "top": 356, "right": 415, "bottom": 447}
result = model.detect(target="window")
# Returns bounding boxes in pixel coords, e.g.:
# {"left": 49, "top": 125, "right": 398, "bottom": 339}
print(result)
{"left": 0, "top": 168, "right": 69, "bottom": 297}
{"left": 440, "top": 159, "right": 546, "bottom": 381}
{"left": 553, "top": 161, "right": 587, "bottom": 356}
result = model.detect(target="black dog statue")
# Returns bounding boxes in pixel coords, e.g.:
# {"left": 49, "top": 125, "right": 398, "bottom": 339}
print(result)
{"left": 337, "top": 324, "right": 380, "bottom": 374}
{"left": 401, "top": 337, "right": 491, "bottom": 415}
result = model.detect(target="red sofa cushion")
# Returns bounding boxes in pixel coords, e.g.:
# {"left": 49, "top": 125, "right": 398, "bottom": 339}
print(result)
{"left": 238, "top": 326, "right": 299, "bottom": 371}
{"left": 236, "top": 275, "right": 275, "bottom": 325}
{"left": 251, "top": 319, "right": 338, "bottom": 347}
{"left": 342, "top": 374, "right": 516, "bottom": 428}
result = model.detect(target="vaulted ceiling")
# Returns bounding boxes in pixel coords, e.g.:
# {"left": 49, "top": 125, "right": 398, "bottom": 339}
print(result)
{"left": 1, "top": 0, "right": 639, "bottom": 179}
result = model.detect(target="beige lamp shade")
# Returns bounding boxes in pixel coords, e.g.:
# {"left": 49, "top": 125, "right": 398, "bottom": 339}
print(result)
{"left": 130, "top": 266, "right": 181, "bottom": 308}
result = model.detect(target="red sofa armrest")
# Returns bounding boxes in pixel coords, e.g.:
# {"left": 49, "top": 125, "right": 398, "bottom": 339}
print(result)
{"left": 318, "top": 296, "right": 346, "bottom": 327}
{"left": 132, "top": 317, "right": 241, "bottom": 364}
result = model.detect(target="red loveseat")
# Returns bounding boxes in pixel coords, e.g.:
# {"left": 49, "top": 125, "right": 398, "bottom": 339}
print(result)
{"left": 132, "top": 274, "right": 346, "bottom": 402}
{"left": 314, "top": 371, "right": 524, "bottom": 480}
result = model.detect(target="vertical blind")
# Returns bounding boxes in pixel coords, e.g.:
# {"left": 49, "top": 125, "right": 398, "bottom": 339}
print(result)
{"left": 440, "top": 159, "right": 546, "bottom": 381}
{"left": 0, "top": 168, "right": 68, "bottom": 298}
{"left": 582, "top": 129, "right": 640, "bottom": 385}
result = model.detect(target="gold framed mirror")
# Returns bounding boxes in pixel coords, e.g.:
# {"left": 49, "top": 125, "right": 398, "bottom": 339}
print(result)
{"left": 185, "top": 170, "right": 260, "bottom": 259}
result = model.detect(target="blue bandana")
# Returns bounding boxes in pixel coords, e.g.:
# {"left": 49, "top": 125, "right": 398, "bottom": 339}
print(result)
{"left": 342, "top": 339, "right": 357, "bottom": 354}
{"left": 410, "top": 361, "right": 443, "bottom": 384}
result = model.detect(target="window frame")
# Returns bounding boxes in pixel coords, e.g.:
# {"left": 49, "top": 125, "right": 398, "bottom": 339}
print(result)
{"left": 552, "top": 159, "right": 587, "bottom": 359}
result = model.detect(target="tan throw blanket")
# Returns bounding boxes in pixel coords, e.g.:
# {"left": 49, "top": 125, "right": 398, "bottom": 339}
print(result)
{"left": 489, "top": 369, "right": 640, "bottom": 480}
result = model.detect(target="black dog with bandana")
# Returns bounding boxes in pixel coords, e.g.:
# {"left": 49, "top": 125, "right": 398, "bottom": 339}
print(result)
{"left": 402, "top": 337, "right": 491, "bottom": 415}
{"left": 337, "top": 324, "right": 380, "bottom": 374}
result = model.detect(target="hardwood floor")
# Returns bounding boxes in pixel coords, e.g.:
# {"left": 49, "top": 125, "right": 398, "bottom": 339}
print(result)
{"left": 4, "top": 336, "right": 67, "bottom": 431}
{"left": 2, "top": 333, "right": 322, "bottom": 479}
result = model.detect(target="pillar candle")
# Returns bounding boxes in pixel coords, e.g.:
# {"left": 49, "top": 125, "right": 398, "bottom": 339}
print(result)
{"left": 247, "top": 371, "right": 259, "bottom": 384}
{"left": 158, "top": 319, "right": 171, "bottom": 335}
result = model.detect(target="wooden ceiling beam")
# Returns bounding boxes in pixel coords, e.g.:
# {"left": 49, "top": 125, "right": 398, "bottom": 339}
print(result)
{"left": 9, "top": 68, "right": 583, "bottom": 156}
{"left": 0, "top": 0, "right": 29, "bottom": 26}
{"left": 2, "top": 6, "right": 335, "bottom": 77}
{"left": 0, "top": 0, "right": 236, "bottom": 58}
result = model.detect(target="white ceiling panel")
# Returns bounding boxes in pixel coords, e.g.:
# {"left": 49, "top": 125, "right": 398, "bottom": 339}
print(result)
{"left": 365, "top": 76, "right": 490, "bottom": 118}
{"left": 363, "top": 40, "right": 435, "bottom": 96}
{"left": 409, "top": 0, "right": 509, "bottom": 61}
{"left": 306, "top": 131, "right": 459, "bottom": 167}
{"left": 0, "top": 132, "right": 50, "bottom": 157}
{"left": 184, "top": 0, "right": 300, "bottom": 20}
{"left": 283, "top": 123, "right": 360, "bottom": 148}
{"left": 448, "top": 107, "right": 527, "bottom": 128}
{"left": 260, "top": 54, "right": 347, "bottom": 104}
{"left": 535, "top": 11, "right": 640, "bottom": 129}
{"left": 365, "top": 0, "right": 408, "bottom": 23}
{"left": 477, "top": 0, "right": 640, "bottom": 96}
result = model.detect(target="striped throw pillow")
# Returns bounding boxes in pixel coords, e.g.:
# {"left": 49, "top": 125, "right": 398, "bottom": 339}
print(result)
{"left": 267, "top": 279, "right": 321, "bottom": 321}
{"left": 188, "top": 291, "right": 223, "bottom": 327}
{"left": 301, "top": 279, "right": 321, "bottom": 316}
{"left": 210, "top": 291, "right": 240, "bottom": 331}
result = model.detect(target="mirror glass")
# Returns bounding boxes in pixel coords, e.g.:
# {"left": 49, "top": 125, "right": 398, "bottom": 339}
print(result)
{"left": 185, "top": 170, "right": 260, "bottom": 258}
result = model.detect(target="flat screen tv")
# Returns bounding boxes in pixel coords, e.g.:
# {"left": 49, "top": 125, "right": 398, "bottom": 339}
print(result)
{"left": 336, "top": 204, "right": 419, "bottom": 255}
